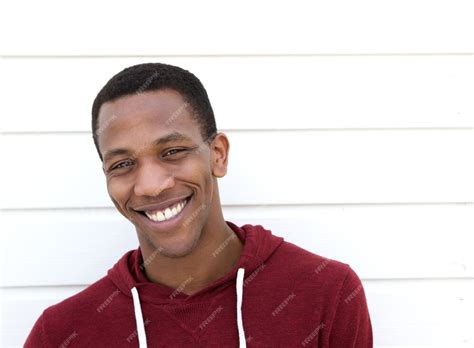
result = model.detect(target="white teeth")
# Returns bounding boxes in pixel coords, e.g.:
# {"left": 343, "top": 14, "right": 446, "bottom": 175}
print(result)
{"left": 156, "top": 212, "right": 166, "bottom": 222}
{"left": 144, "top": 198, "right": 188, "bottom": 222}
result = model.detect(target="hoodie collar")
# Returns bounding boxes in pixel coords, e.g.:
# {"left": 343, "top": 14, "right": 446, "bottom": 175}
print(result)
{"left": 107, "top": 221, "right": 284, "bottom": 347}
{"left": 108, "top": 221, "right": 284, "bottom": 304}
{"left": 131, "top": 267, "right": 247, "bottom": 348}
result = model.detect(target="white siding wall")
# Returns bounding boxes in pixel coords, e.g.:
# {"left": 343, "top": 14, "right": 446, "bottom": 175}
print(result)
{"left": 1, "top": 1, "right": 473, "bottom": 347}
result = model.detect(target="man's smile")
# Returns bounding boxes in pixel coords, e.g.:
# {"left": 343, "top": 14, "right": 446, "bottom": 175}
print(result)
{"left": 143, "top": 197, "right": 188, "bottom": 222}
{"left": 133, "top": 193, "right": 194, "bottom": 231}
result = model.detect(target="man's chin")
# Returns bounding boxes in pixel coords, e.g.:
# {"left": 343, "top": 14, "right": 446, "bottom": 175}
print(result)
{"left": 137, "top": 225, "right": 202, "bottom": 259}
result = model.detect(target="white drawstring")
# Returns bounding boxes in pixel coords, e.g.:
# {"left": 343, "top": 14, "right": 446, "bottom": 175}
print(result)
{"left": 131, "top": 287, "right": 148, "bottom": 348}
{"left": 131, "top": 268, "right": 247, "bottom": 347}
{"left": 236, "top": 267, "right": 247, "bottom": 347}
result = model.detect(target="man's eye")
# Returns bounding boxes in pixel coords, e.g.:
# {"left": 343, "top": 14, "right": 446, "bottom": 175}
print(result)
{"left": 110, "top": 160, "right": 133, "bottom": 171}
{"left": 164, "top": 149, "right": 186, "bottom": 157}
{"left": 108, "top": 150, "right": 186, "bottom": 171}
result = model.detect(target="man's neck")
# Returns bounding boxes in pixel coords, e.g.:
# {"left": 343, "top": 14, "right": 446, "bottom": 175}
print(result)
{"left": 139, "top": 219, "right": 243, "bottom": 296}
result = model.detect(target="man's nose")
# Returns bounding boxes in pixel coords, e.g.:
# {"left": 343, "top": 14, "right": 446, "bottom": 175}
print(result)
{"left": 133, "top": 161, "right": 175, "bottom": 197}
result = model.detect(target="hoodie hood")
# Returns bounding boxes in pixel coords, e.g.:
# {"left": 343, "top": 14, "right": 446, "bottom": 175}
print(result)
{"left": 107, "top": 221, "right": 284, "bottom": 347}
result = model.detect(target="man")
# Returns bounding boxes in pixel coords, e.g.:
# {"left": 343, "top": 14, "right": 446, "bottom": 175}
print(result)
{"left": 25, "top": 63, "right": 373, "bottom": 347}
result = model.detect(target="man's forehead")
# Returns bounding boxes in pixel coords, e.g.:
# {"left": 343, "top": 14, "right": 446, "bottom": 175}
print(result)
{"left": 100, "top": 119, "right": 198, "bottom": 158}
{"left": 98, "top": 90, "right": 190, "bottom": 128}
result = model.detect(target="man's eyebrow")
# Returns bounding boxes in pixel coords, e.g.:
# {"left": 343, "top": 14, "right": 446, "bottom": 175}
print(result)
{"left": 152, "top": 132, "right": 191, "bottom": 146}
{"left": 103, "top": 132, "right": 192, "bottom": 162}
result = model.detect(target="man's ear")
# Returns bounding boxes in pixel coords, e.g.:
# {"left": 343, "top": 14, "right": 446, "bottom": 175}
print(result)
{"left": 210, "top": 133, "right": 230, "bottom": 178}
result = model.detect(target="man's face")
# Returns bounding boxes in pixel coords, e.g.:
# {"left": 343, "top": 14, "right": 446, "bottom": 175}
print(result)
{"left": 97, "top": 89, "right": 227, "bottom": 258}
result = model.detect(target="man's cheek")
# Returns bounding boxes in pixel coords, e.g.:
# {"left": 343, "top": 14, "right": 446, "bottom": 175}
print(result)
{"left": 109, "top": 191, "right": 130, "bottom": 221}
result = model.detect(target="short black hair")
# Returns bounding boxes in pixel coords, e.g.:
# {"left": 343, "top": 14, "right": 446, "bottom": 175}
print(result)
{"left": 91, "top": 62, "right": 217, "bottom": 162}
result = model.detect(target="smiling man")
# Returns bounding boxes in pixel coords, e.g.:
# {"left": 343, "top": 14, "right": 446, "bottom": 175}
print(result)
{"left": 25, "top": 63, "right": 373, "bottom": 347}
{"left": 97, "top": 87, "right": 242, "bottom": 295}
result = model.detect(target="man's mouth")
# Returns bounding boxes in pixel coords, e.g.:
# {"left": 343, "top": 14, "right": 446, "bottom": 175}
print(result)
{"left": 136, "top": 195, "right": 192, "bottom": 223}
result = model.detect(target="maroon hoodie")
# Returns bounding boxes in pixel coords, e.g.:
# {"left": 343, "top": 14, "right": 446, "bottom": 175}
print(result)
{"left": 25, "top": 221, "right": 373, "bottom": 347}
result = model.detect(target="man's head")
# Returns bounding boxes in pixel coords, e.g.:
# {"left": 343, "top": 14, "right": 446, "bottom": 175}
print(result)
{"left": 91, "top": 63, "right": 230, "bottom": 259}
{"left": 92, "top": 62, "right": 217, "bottom": 161}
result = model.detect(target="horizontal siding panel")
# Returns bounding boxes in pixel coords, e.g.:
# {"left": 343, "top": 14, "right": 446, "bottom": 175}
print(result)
{"left": 2, "top": 130, "right": 473, "bottom": 209}
{"left": 2, "top": 204, "right": 473, "bottom": 286}
{"left": 1, "top": 56, "right": 473, "bottom": 132}
{"left": 1, "top": 1, "right": 473, "bottom": 55}
{"left": 2, "top": 279, "right": 473, "bottom": 347}
{"left": 367, "top": 279, "right": 474, "bottom": 346}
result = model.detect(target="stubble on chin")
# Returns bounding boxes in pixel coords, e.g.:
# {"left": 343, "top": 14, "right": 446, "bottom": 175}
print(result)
{"left": 137, "top": 225, "right": 203, "bottom": 260}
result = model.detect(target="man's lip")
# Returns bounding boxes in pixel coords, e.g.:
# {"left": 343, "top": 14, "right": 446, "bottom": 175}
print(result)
{"left": 134, "top": 193, "right": 194, "bottom": 232}
{"left": 133, "top": 194, "right": 193, "bottom": 213}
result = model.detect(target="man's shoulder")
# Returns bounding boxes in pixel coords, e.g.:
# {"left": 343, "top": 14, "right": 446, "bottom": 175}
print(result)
{"left": 42, "top": 274, "right": 119, "bottom": 322}
{"left": 279, "top": 238, "right": 351, "bottom": 271}
{"left": 271, "top": 238, "right": 360, "bottom": 288}
{"left": 25, "top": 275, "right": 125, "bottom": 347}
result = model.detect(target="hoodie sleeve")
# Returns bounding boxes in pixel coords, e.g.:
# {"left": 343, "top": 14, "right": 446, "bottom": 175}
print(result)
{"left": 328, "top": 266, "right": 373, "bottom": 348}
{"left": 24, "top": 312, "right": 48, "bottom": 348}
